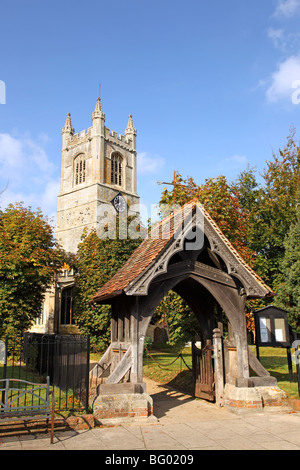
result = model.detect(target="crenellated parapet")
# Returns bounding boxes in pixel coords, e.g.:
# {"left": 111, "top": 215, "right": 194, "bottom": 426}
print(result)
{"left": 64, "top": 126, "right": 93, "bottom": 149}
{"left": 104, "top": 127, "right": 134, "bottom": 151}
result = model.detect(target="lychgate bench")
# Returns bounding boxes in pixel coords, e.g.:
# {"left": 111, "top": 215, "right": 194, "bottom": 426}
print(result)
{"left": 0, "top": 377, "right": 55, "bottom": 443}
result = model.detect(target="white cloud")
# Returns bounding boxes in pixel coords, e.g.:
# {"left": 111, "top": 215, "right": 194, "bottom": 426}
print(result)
{"left": 268, "top": 27, "right": 284, "bottom": 49}
{"left": 0, "top": 132, "right": 59, "bottom": 220}
{"left": 138, "top": 151, "right": 164, "bottom": 175}
{"left": 273, "top": 0, "right": 300, "bottom": 18}
{"left": 0, "top": 133, "right": 24, "bottom": 170}
{"left": 266, "top": 55, "right": 300, "bottom": 102}
{"left": 267, "top": 27, "right": 300, "bottom": 53}
{"left": 23, "top": 137, "right": 54, "bottom": 174}
{"left": 217, "top": 154, "right": 248, "bottom": 171}
{"left": 0, "top": 133, "right": 54, "bottom": 180}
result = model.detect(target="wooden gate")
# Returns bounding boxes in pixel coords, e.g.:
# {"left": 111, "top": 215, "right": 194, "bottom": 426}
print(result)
{"left": 192, "top": 340, "right": 215, "bottom": 402}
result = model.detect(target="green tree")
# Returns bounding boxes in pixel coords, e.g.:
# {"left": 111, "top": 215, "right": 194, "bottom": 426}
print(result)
{"left": 0, "top": 203, "right": 65, "bottom": 338}
{"left": 153, "top": 292, "right": 200, "bottom": 347}
{"left": 233, "top": 129, "right": 300, "bottom": 333}
{"left": 275, "top": 204, "right": 300, "bottom": 333}
{"left": 73, "top": 217, "right": 142, "bottom": 352}
{"left": 235, "top": 164, "right": 260, "bottom": 218}
{"left": 236, "top": 127, "right": 300, "bottom": 290}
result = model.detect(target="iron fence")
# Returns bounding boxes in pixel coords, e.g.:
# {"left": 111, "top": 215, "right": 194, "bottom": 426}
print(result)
{"left": 0, "top": 333, "right": 90, "bottom": 413}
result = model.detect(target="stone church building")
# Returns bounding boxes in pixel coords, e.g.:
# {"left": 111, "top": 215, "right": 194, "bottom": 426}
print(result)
{"left": 32, "top": 97, "right": 140, "bottom": 334}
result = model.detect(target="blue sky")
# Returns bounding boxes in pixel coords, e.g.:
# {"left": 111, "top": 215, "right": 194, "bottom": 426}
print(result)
{"left": 0, "top": 0, "right": 300, "bottom": 226}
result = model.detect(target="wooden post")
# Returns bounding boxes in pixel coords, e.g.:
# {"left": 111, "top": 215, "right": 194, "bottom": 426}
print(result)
{"left": 124, "top": 308, "right": 130, "bottom": 343}
{"left": 118, "top": 313, "right": 124, "bottom": 342}
{"left": 287, "top": 347, "right": 294, "bottom": 383}
{"left": 130, "top": 297, "right": 139, "bottom": 384}
{"left": 111, "top": 307, "right": 118, "bottom": 342}
{"left": 217, "top": 304, "right": 223, "bottom": 336}
{"left": 137, "top": 335, "right": 145, "bottom": 384}
{"left": 213, "top": 328, "right": 224, "bottom": 406}
{"left": 234, "top": 308, "right": 250, "bottom": 382}
{"left": 256, "top": 342, "right": 260, "bottom": 362}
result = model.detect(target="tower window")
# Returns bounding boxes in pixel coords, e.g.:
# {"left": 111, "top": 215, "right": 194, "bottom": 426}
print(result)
{"left": 74, "top": 154, "right": 86, "bottom": 185}
{"left": 111, "top": 154, "right": 122, "bottom": 186}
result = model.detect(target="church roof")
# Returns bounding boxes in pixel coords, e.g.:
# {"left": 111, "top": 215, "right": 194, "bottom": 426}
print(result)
{"left": 91, "top": 200, "right": 274, "bottom": 304}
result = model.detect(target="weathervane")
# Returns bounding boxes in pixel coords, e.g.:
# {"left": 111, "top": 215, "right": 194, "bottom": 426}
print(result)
{"left": 157, "top": 170, "right": 191, "bottom": 206}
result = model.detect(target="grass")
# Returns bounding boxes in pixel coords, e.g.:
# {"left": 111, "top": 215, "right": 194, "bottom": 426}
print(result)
{"left": 249, "top": 346, "right": 300, "bottom": 399}
{"left": 143, "top": 343, "right": 300, "bottom": 400}
{"left": 0, "top": 363, "right": 49, "bottom": 410}
{"left": 143, "top": 344, "right": 194, "bottom": 395}
{"left": 0, "top": 361, "right": 86, "bottom": 415}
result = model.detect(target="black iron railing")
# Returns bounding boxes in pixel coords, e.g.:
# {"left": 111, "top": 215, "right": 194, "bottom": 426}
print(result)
{"left": 0, "top": 333, "right": 90, "bottom": 413}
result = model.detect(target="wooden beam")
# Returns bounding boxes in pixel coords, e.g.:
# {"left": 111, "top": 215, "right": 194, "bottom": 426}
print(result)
{"left": 152, "top": 260, "right": 237, "bottom": 290}
{"left": 105, "top": 345, "right": 132, "bottom": 384}
{"left": 89, "top": 344, "right": 112, "bottom": 379}
{"left": 193, "top": 261, "right": 236, "bottom": 288}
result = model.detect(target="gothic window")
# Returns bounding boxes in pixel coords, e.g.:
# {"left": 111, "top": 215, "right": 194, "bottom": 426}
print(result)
{"left": 60, "top": 287, "right": 74, "bottom": 325}
{"left": 111, "top": 153, "right": 123, "bottom": 186}
{"left": 74, "top": 154, "right": 86, "bottom": 185}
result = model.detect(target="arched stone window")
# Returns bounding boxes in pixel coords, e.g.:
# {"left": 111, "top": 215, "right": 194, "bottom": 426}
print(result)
{"left": 111, "top": 153, "right": 123, "bottom": 186}
{"left": 74, "top": 154, "right": 86, "bottom": 185}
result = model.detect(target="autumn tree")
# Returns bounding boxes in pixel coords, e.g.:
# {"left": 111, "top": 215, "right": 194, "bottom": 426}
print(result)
{"left": 73, "top": 216, "right": 142, "bottom": 352}
{"left": 160, "top": 173, "right": 254, "bottom": 264}
{"left": 156, "top": 173, "right": 255, "bottom": 344}
{"left": 0, "top": 203, "right": 65, "bottom": 338}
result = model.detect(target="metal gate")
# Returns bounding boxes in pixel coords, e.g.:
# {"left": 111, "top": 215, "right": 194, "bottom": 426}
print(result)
{"left": 0, "top": 333, "right": 90, "bottom": 413}
{"left": 192, "top": 340, "right": 215, "bottom": 402}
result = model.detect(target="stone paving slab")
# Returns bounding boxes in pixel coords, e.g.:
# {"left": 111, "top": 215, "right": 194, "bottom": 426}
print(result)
{"left": 1, "top": 413, "right": 300, "bottom": 451}
{"left": 1, "top": 377, "right": 300, "bottom": 451}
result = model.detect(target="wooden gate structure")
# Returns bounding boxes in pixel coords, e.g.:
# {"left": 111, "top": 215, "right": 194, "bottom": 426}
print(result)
{"left": 90, "top": 200, "right": 284, "bottom": 418}
{"left": 192, "top": 340, "right": 214, "bottom": 401}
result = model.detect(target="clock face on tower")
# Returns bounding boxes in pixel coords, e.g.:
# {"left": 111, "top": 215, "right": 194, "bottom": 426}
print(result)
{"left": 111, "top": 192, "right": 127, "bottom": 213}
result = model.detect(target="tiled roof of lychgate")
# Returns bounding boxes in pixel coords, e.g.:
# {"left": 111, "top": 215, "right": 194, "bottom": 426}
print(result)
{"left": 91, "top": 202, "right": 194, "bottom": 302}
{"left": 91, "top": 200, "right": 274, "bottom": 303}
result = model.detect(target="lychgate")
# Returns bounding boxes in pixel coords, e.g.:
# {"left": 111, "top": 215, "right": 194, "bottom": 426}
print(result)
{"left": 90, "top": 200, "right": 287, "bottom": 422}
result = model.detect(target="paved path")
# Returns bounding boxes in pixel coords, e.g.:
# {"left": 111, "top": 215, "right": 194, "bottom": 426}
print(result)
{"left": 1, "top": 378, "right": 300, "bottom": 450}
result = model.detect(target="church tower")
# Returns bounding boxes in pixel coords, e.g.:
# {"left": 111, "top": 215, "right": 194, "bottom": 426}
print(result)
{"left": 31, "top": 97, "right": 140, "bottom": 335}
{"left": 56, "top": 97, "right": 140, "bottom": 253}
